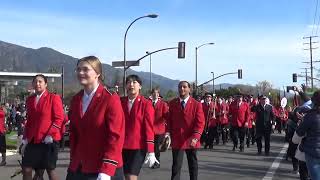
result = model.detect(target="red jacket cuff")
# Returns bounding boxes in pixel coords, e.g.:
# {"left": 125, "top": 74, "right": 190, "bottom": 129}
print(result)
{"left": 99, "top": 161, "right": 117, "bottom": 176}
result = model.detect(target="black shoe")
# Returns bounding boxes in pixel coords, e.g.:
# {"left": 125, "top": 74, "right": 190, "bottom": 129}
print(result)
{"left": 232, "top": 146, "right": 236, "bottom": 151}
{"left": 265, "top": 152, "right": 270, "bottom": 156}
{"left": 247, "top": 144, "right": 250, "bottom": 148}
{"left": 204, "top": 145, "right": 208, "bottom": 149}
{"left": 209, "top": 145, "right": 213, "bottom": 149}
{"left": 151, "top": 162, "right": 160, "bottom": 169}
{"left": 239, "top": 147, "right": 244, "bottom": 152}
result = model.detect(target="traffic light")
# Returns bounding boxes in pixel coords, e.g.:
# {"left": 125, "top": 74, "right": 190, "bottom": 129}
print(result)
{"left": 238, "top": 69, "right": 242, "bottom": 79}
{"left": 292, "top": 73, "right": 297, "bottom": 82}
{"left": 178, "top": 42, "right": 185, "bottom": 59}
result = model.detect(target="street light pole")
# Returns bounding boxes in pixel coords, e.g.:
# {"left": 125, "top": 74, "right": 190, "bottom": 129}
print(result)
{"left": 211, "top": 72, "right": 215, "bottom": 94}
{"left": 123, "top": 14, "right": 158, "bottom": 95}
{"left": 146, "top": 51, "right": 152, "bottom": 92}
{"left": 195, "top": 42, "right": 214, "bottom": 95}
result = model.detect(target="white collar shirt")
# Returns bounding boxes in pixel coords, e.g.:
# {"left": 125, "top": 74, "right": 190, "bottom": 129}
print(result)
{"left": 36, "top": 91, "right": 46, "bottom": 106}
{"left": 128, "top": 97, "right": 136, "bottom": 112}
{"left": 82, "top": 84, "right": 99, "bottom": 115}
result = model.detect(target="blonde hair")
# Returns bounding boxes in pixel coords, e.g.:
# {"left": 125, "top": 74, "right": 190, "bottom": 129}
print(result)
{"left": 77, "top": 56, "right": 104, "bottom": 82}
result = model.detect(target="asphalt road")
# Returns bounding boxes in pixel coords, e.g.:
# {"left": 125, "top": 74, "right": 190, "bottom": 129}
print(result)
{"left": 1, "top": 133, "right": 301, "bottom": 180}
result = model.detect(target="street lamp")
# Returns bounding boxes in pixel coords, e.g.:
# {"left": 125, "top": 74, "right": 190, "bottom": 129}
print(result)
{"left": 195, "top": 42, "right": 214, "bottom": 95}
{"left": 123, "top": 14, "right": 158, "bottom": 95}
{"left": 146, "top": 51, "right": 152, "bottom": 92}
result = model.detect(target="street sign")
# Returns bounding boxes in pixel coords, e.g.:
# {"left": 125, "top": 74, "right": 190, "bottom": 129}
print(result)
{"left": 112, "top": 61, "right": 140, "bottom": 67}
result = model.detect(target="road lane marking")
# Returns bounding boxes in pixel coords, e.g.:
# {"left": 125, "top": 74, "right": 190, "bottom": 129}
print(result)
{"left": 262, "top": 143, "right": 289, "bottom": 180}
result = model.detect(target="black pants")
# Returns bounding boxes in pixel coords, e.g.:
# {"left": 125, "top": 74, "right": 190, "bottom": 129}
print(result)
{"left": 171, "top": 149, "right": 198, "bottom": 180}
{"left": 256, "top": 130, "right": 271, "bottom": 153}
{"left": 221, "top": 124, "right": 228, "bottom": 144}
{"left": 299, "top": 161, "right": 309, "bottom": 180}
{"left": 250, "top": 126, "right": 256, "bottom": 144}
{"left": 231, "top": 126, "right": 245, "bottom": 148}
{"left": 66, "top": 167, "right": 124, "bottom": 180}
{"left": 205, "top": 127, "right": 218, "bottom": 147}
{"left": 154, "top": 134, "right": 165, "bottom": 162}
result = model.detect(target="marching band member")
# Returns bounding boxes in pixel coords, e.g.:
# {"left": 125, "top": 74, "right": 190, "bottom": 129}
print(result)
{"left": 22, "top": 74, "right": 64, "bottom": 180}
{"left": 216, "top": 96, "right": 229, "bottom": 145}
{"left": 120, "top": 75, "right": 157, "bottom": 180}
{"left": 202, "top": 93, "right": 217, "bottom": 149}
{"left": 66, "top": 56, "right": 125, "bottom": 180}
{"left": 0, "top": 105, "right": 6, "bottom": 166}
{"left": 166, "top": 81, "right": 205, "bottom": 180}
{"left": 150, "top": 87, "right": 169, "bottom": 169}
{"left": 229, "top": 94, "right": 250, "bottom": 152}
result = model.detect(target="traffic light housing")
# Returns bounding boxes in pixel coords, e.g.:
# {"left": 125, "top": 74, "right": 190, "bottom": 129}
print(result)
{"left": 238, "top": 69, "right": 242, "bottom": 79}
{"left": 178, "top": 42, "right": 185, "bottom": 59}
{"left": 293, "top": 73, "right": 297, "bottom": 82}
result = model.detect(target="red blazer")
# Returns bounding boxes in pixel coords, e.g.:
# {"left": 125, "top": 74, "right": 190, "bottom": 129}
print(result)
{"left": 152, "top": 99, "right": 169, "bottom": 135}
{"left": 121, "top": 95, "right": 154, "bottom": 152}
{"left": 202, "top": 102, "right": 217, "bottom": 127}
{"left": 216, "top": 102, "right": 229, "bottom": 125}
{"left": 0, "top": 108, "right": 5, "bottom": 134}
{"left": 68, "top": 85, "right": 125, "bottom": 176}
{"left": 24, "top": 91, "right": 64, "bottom": 143}
{"left": 229, "top": 101, "right": 250, "bottom": 128}
{"left": 167, "top": 97, "right": 205, "bottom": 149}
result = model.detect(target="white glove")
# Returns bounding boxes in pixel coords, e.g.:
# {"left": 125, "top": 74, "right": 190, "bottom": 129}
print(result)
{"left": 165, "top": 132, "right": 171, "bottom": 141}
{"left": 20, "top": 139, "right": 28, "bottom": 157}
{"left": 97, "top": 173, "right": 111, "bottom": 180}
{"left": 43, "top": 135, "right": 53, "bottom": 144}
{"left": 144, "top": 152, "right": 159, "bottom": 168}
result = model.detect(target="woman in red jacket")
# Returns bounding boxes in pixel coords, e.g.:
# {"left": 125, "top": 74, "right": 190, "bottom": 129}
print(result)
{"left": 21, "top": 74, "right": 64, "bottom": 180}
{"left": 0, "top": 105, "right": 6, "bottom": 166}
{"left": 66, "top": 56, "right": 125, "bottom": 180}
{"left": 120, "top": 74, "right": 157, "bottom": 180}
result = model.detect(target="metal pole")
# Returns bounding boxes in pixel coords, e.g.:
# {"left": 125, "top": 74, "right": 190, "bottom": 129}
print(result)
{"left": 212, "top": 72, "right": 215, "bottom": 94}
{"left": 310, "top": 37, "right": 314, "bottom": 89}
{"left": 195, "top": 47, "right": 198, "bottom": 95}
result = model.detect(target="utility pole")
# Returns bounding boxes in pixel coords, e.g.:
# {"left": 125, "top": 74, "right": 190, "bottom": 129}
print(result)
{"left": 300, "top": 67, "right": 310, "bottom": 87}
{"left": 303, "top": 36, "right": 318, "bottom": 89}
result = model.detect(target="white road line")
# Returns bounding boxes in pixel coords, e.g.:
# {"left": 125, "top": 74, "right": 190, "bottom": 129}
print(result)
{"left": 262, "top": 143, "right": 289, "bottom": 180}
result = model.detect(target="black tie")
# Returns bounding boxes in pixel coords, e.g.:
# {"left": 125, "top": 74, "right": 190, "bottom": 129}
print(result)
{"left": 181, "top": 101, "right": 185, "bottom": 109}
{"left": 153, "top": 101, "right": 156, "bottom": 107}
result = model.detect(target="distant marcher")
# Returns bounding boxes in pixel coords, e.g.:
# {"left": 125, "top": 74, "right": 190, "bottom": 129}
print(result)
{"left": 0, "top": 105, "right": 6, "bottom": 166}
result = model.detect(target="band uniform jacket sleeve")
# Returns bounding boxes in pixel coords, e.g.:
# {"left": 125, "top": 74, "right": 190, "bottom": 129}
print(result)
{"left": 121, "top": 95, "right": 155, "bottom": 152}
{"left": 68, "top": 85, "right": 125, "bottom": 176}
{"left": 153, "top": 100, "right": 169, "bottom": 135}
{"left": 168, "top": 97, "right": 205, "bottom": 149}
{"left": 24, "top": 91, "right": 64, "bottom": 143}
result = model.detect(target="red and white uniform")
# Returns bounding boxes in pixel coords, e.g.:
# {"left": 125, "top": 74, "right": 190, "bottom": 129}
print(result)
{"left": 167, "top": 97, "right": 205, "bottom": 149}
{"left": 68, "top": 84, "right": 125, "bottom": 176}
{"left": 24, "top": 91, "right": 64, "bottom": 143}
{"left": 216, "top": 102, "right": 229, "bottom": 125}
{"left": 229, "top": 101, "right": 250, "bottom": 128}
{"left": 276, "top": 107, "right": 288, "bottom": 122}
{"left": 121, "top": 95, "right": 155, "bottom": 152}
{"left": 151, "top": 98, "right": 169, "bottom": 135}
{"left": 202, "top": 102, "right": 217, "bottom": 127}
{"left": 0, "top": 108, "right": 5, "bottom": 134}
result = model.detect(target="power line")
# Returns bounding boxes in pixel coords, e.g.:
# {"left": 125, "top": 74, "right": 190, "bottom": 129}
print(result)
{"left": 303, "top": 36, "right": 318, "bottom": 89}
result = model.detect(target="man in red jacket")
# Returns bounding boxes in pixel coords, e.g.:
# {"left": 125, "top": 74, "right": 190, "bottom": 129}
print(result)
{"left": 0, "top": 105, "right": 6, "bottom": 166}
{"left": 166, "top": 81, "right": 205, "bottom": 180}
{"left": 150, "top": 87, "right": 169, "bottom": 169}
{"left": 229, "top": 94, "right": 250, "bottom": 152}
